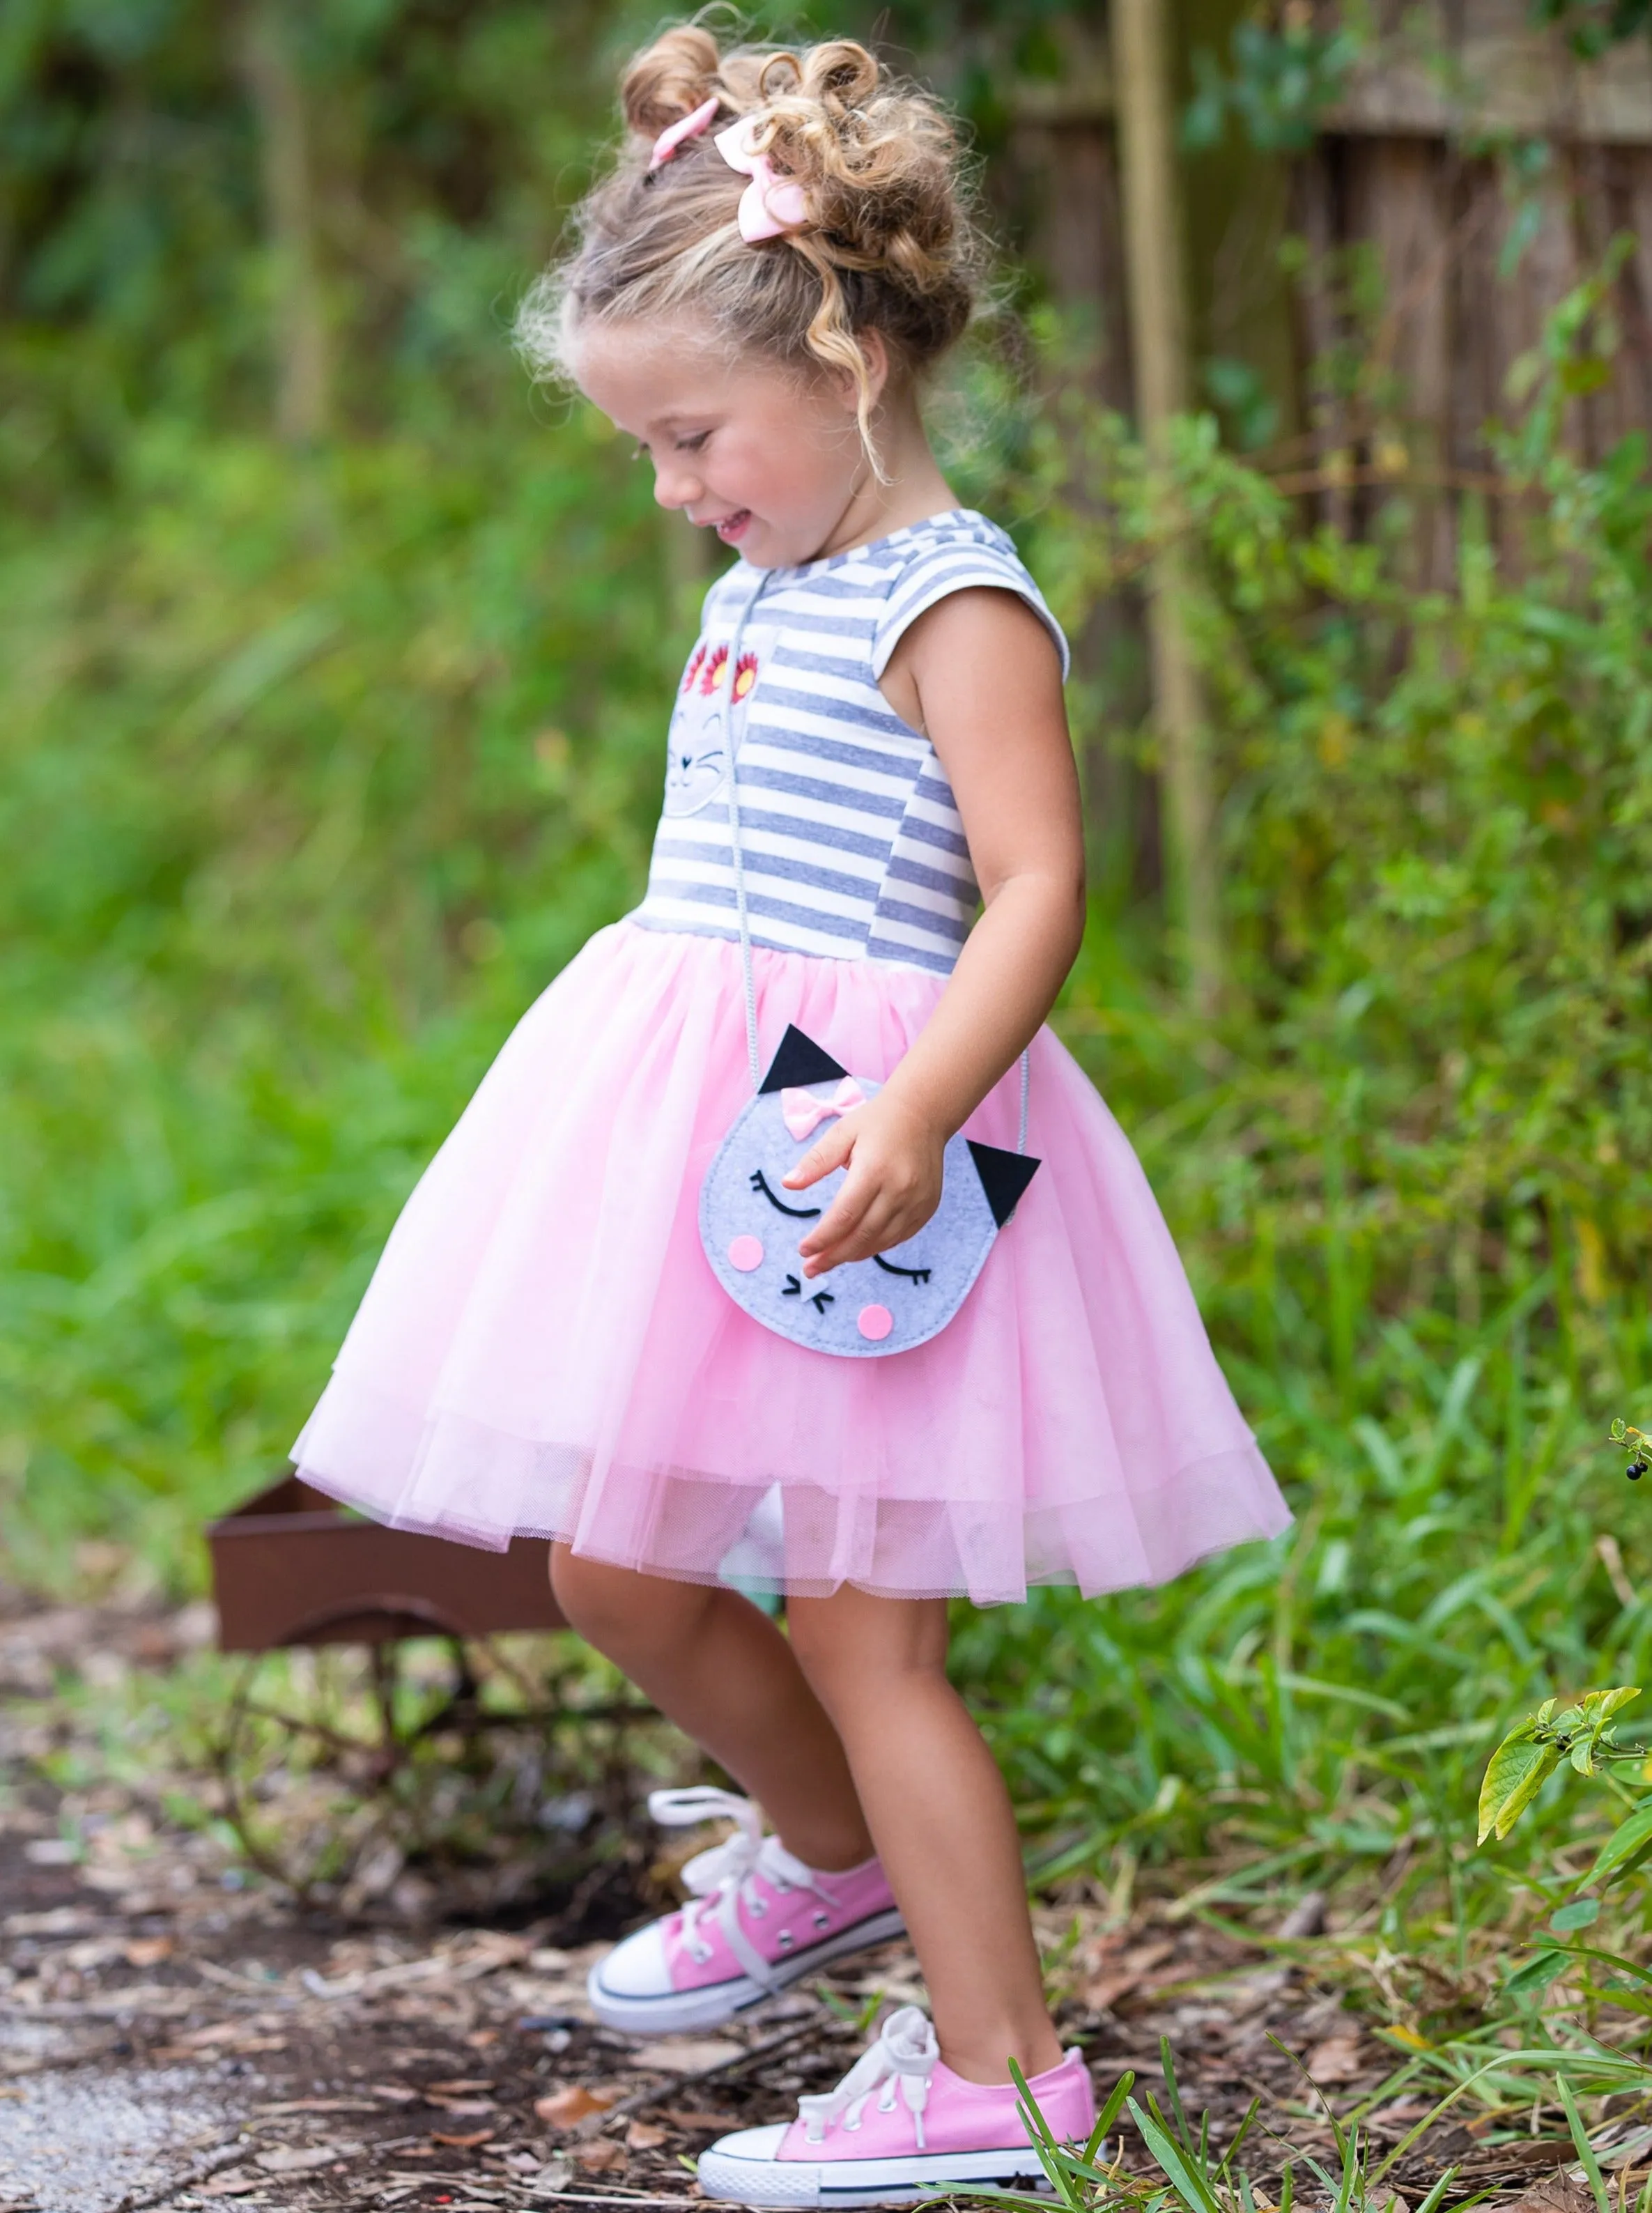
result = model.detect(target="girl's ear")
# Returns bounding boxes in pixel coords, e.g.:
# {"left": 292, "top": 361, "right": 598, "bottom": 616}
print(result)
{"left": 858, "top": 329, "right": 891, "bottom": 406}
{"left": 830, "top": 329, "right": 891, "bottom": 417}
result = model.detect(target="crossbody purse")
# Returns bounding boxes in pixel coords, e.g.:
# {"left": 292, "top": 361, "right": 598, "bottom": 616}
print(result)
{"left": 696, "top": 569, "right": 1039, "bottom": 1358}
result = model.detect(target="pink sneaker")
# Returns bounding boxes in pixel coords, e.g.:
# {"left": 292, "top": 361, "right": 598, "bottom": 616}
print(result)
{"left": 697, "top": 2005, "right": 1095, "bottom": 2206}
{"left": 587, "top": 1789, "right": 905, "bottom": 2035}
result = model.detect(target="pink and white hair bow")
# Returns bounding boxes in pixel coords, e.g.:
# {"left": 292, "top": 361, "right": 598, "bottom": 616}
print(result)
{"left": 781, "top": 1076, "right": 865, "bottom": 1141}
{"left": 647, "top": 95, "right": 719, "bottom": 172}
{"left": 714, "top": 116, "right": 811, "bottom": 240}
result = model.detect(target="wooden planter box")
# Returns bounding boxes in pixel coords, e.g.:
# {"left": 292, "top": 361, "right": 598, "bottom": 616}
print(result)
{"left": 207, "top": 1472, "right": 566, "bottom": 1651}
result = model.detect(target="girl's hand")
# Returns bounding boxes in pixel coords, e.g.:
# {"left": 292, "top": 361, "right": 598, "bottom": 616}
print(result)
{"left": 783, "top": 1093, "right": 945, "bottom": 1277}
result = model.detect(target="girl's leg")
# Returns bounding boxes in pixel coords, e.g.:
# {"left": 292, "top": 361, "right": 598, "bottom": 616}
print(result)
{"left": 787, "top": 1584, "right": 1062, "bottom": 2085}
{"left": 550, "top": 1544, "right": 874, "bottom": 1872}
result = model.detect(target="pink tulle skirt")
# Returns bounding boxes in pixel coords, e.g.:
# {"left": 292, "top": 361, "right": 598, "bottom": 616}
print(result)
{"left": 293, "top": 921, "right": 1290, "bottom": 1605}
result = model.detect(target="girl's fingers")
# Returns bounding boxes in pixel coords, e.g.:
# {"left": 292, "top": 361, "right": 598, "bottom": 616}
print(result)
{"left": 783, "top": 1123, "right": 855, "bottom": 1189}
{"left": 799, "top": 1175, "right": 876, "bottom": 1260}
{"left": 801, "top": 1187, "right": 915, "bottom": 1274}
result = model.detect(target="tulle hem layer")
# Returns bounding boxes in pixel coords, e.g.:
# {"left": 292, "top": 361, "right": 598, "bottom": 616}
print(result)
{"left": 297, "top": 1376, "right": 1286, "bottom": 1602}
{"left": 293, "top": 920, "right": 1290, "bottom": 1606}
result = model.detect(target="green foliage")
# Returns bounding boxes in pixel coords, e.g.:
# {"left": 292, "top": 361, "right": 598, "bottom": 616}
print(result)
{"left": 1534, "top": 0, "right": 1652, "bottom": 59}
{"left": 979, "top": 2035, "right": 1469, "bottom": 2213}
{"left": 1184, "top": 13, "right": 1364, "bottom": 155}
{"left": 1, "top": 0, "right": 611, "bottom": 433}
{"left": 1478, "top": 1688, "right": 1644, "bottom": 1844}
{"left": 0, "top": 398, "right": 677, "bottom": 1575}
{"left": 948, "top": 283, "right": 1652, "bottom": 1906}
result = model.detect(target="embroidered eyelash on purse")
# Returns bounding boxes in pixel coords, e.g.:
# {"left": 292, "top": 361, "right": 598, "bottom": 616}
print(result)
{"left": 696, "top": 573, "right": 1040, "bottom": 1359}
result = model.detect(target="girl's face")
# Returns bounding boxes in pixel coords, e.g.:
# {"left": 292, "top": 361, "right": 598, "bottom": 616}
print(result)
{"left": 571, "top": 320, "right": 873, "bottom": 569}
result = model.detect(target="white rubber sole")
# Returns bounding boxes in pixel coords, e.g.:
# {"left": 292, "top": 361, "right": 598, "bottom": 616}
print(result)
{"left": 698, "top": 2141, "right": 1053, "bottom": 2207}
{"left": 585, "top": 1906, "right": 907, "bottom": 2035}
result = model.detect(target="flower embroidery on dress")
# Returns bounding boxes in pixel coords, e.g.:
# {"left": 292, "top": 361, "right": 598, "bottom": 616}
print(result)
{"left": 701, "top": 643, "right": 729, "bottom": 693}
{"left": 682, "top": 641, "right": 707, "bottom": 692}
{"left": 732, "top": 650, "right": 759, "bottom": 701}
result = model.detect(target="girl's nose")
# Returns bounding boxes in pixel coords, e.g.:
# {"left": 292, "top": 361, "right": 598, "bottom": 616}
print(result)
{"left": 653, "top": 461, "right": 702, "bottom": 512}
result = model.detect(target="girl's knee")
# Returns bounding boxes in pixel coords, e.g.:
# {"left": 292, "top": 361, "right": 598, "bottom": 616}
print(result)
{"left": 787, "top": 1591, "right": 948, "bottom": 1712}
{"left": 550, "top": 1545, "right": 709, "bottom": 1662}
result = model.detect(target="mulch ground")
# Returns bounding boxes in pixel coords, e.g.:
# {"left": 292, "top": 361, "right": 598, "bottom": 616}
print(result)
{"left": 0, "top": 1589, "right": 1616, "bottom": 2213}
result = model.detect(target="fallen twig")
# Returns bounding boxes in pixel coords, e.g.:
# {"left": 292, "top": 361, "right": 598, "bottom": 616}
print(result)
{"left": 300, "top": 1935, "right": 529, "bottom": 2002}
{"left": 580, "top": 2018, "right": 833, "bottom": 2138}
{"left": 112, "top": 2134, "right": 250, "bottom": 2212}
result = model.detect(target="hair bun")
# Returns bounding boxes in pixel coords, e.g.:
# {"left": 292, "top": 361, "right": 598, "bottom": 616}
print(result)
{"left": 622, "top": 24, "right": 722, "bottom": 139}
{"left": 798, "top": 40, "right": 881, "bottom": 118}
{"left": 748, "top": 39, "right": 959, "bottom": 270}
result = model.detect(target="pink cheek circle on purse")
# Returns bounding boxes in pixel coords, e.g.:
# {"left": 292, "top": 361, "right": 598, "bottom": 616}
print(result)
{"left": 700, "top": 1024, "right": 1037, "bottom": 1360}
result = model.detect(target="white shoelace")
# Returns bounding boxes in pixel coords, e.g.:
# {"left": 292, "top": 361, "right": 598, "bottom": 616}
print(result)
{"left": 796, "top": 2005, "right": 939, "bottom": 2150}
{"left": 647, "top": 1787, "right": 846, "bottom": 1996}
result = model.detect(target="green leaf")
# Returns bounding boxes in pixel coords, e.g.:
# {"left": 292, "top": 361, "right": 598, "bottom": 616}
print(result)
{"left": 1127, "top": 2097, "right": 1223, "bottom": 2213}
{"left": 1557, "top": 2074, "right": 1613, "bottom": 2213}
{"left": 1505, "top": 1950, "right": 1568, "bottom": 1996}
{"left": 1582, "top": 1687, "right": 1641, "bottom": 1723}
{"left": 1080, "top": 2071, "right": 1136, "bottom": 2166}
{"left": 1559, "top": 355, "right": 1612, "bottom": 398}
{"left": 1479, "top": 1731, "right": 1561, "bottom": 1843}
{"left": 1587, "top": 1801, "right": 1652, "bottom": 1885}
{"left": 1551, "top": 1898, "right": 1601, "bottom": 1932}
{"left": 1413, "top": 2170, "right": 1460, "bottom": 2213}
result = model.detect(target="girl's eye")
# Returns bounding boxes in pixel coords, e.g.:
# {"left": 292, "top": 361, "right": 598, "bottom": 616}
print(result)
{"left": 675, "top": 431, "right": 710, "bottom": 453}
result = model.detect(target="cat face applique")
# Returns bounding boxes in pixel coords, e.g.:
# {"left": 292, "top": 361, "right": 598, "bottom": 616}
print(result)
{"left": 663, "top": 635, "right": 761, "bottom": 818}
{"left": 700, "top": 1026, "right": 1040, "bottom": 1358}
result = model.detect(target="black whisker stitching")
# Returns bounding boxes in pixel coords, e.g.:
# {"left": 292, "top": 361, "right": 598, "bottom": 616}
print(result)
{"left": 749, "top": 1169, "right": 821, "bottom": 1219}
{"left": 782, "top": 1274, "right": 802, "bottom": 1297}
{"left": 873, "top": 1254, "right": 931, "bottom": 1284}
{"left": 809, "top": 1289, "right": 834, "bottom": 1313}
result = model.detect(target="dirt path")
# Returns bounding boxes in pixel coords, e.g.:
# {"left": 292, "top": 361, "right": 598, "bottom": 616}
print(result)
{"left": 0, "top": 1592, "right": 1597, "bottom": 2213}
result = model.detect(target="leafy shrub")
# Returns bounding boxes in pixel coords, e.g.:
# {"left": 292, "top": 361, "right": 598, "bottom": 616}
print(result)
{"left": 952, "top": 277, "right": 1652, "bottom": 1900}
{"left": 0, "top": 399, "right": 676, "bottom": 1574}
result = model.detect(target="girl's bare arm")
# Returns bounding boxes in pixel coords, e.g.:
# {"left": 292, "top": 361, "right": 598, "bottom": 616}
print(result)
{"left": 787, "top": 587, "right": 1084, "bottom": 1275}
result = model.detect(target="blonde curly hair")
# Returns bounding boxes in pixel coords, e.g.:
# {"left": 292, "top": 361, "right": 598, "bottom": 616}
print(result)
{"left": 516, "top": 24, "right": 986, "bottom": 467}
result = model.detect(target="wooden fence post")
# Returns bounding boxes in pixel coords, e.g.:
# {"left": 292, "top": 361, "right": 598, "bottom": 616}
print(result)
{"left": 1113, "top": 0, "right": 1221, "bottom": 1012}
{"left": 240, "top": 1, "right": 330, "bottom": 447}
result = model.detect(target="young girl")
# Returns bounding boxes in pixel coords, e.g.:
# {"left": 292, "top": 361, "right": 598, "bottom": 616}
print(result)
{"left": 293, "top": 26, "right": 1290, "bottom": 2205}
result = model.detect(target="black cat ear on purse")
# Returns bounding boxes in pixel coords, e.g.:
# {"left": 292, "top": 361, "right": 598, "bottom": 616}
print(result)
{"left": 966, "top": 1141, "right": 1040, "bottom": 1226}
{"left": 757, "top": 1025, "right": 849, "bottom": 1093}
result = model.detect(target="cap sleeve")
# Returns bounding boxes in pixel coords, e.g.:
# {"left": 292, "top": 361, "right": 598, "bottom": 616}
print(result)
{"left": 872, "top": 532, "right": 1070, "bottom": 682}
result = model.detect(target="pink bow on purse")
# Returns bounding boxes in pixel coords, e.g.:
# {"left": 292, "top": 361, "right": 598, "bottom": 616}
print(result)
{"left": 714, "top": 117, "right": 811, "bottom": 241}
{"left": 781, "top": 1076, "right": 866, "bottom": 1141}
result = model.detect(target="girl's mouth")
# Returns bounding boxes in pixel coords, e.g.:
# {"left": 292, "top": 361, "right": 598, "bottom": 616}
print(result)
{"left": 715, "top": 510, "right": 752, "bottom": 543}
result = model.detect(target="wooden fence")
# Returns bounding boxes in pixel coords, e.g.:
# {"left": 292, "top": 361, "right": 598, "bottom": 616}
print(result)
{"left": 993, "top": 1, "right": 1652, "bottom": 938}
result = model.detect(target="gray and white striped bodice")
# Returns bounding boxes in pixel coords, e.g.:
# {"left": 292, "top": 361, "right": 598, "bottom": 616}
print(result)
{"left": 630, "top": 510, "right": 1069, "bottom": 978}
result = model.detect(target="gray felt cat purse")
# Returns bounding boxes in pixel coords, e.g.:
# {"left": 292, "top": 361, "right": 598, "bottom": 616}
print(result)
{"left": 696, "top": 574, "right": 1040, "bottom": 1359}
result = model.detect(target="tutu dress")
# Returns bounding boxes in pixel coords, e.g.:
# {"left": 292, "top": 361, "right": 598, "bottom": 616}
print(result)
{"left": 293, "top": 509, "right": 1290, "bottom": 1604}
